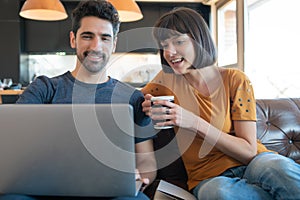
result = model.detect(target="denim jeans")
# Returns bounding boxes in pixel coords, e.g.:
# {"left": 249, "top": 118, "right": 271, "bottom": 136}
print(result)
{"left": 0, "top": 192, "right": 149, "bottom": 200}
{"left": 192, "top": 152, "right": 300, "bottom": 200}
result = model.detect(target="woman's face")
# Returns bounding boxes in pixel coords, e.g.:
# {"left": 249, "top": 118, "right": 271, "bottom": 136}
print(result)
{"left": 160, "top": 34, "right": 196, "bottom": 74}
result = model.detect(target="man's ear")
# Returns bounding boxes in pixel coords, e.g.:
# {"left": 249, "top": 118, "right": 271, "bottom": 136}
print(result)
{"left": 70, "top": 31, "right": 76, "bottom": 49}
{"left": 112, "top": 36, "right": 118, "bottom": 53}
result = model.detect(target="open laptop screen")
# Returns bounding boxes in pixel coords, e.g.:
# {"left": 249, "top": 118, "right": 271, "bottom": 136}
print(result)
{"left": 0, "top": 104, "right": 139, "bottom": 197}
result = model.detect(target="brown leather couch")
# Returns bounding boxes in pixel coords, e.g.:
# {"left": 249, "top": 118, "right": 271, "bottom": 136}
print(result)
{"left": 256, "top": 98, "right": 300, "bottom": 163}
{"left": 144, "top": 98, "right": 300, "bottom": 198}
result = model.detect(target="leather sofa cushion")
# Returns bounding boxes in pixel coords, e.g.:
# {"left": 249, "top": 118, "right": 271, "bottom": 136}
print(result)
{"left": 256, "top": 98, "right": 300, "bottom": 163}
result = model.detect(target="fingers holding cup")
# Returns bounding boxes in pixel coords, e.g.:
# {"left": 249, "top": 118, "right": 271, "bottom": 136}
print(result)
{"left": 150, "top": 96, "right": 174, "bottom": 129}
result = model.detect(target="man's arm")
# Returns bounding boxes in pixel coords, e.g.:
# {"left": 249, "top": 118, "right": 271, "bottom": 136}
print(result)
{"left": 16, "top": 76, "right": 53, "bottom": 104}
{"left": 135, "top": 139, "right": 157, "bottom": 185}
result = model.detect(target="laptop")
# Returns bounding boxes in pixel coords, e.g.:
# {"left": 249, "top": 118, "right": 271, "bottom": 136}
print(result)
{"left": 0, "top": 104, "right": 142, "bottom": 197}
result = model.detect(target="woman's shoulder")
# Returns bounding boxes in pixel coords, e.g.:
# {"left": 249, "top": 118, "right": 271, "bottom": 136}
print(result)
{"left": 219, "top": 67, "right": 249, "bottom": 80}
{"left": 141, "top": 70, "right": 176, "bottom": 96}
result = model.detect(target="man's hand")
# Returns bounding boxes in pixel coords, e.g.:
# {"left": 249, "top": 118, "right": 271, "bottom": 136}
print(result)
{"left": 135, "top": 169, "right": 150, "bottom": 191}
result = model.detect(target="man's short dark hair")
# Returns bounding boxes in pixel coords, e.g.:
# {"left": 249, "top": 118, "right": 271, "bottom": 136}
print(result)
{"left": 72, "top": 0, "right": 120, "bottom": 38}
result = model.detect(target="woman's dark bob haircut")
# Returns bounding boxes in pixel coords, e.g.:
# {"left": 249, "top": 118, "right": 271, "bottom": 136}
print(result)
{"left": 153, "top": 7, "right": 217, "bottom": 73}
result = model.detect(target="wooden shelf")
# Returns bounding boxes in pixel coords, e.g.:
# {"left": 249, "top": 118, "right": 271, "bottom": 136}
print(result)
{"left": 0, "top": 90, "right": 23, "bottom": 104}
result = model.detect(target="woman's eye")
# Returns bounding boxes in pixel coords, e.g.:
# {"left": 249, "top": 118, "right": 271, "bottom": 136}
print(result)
{"left": 175, "top": 40, "right": 184, "bottom": 45}
{"left": 161, "top": 44, "right": 168, "bottom": 49}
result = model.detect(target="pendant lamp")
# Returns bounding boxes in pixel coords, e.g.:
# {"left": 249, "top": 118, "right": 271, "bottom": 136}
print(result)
{"left": 108, "top": 0, "right": 143, "bottom": 22}
{"left": 19, "top": 0, "right": 68, "bottom": 21}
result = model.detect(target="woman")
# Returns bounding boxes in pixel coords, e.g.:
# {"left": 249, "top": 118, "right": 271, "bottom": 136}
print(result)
{"left": 142, "top": 7, "right": 300, "bottom": 200}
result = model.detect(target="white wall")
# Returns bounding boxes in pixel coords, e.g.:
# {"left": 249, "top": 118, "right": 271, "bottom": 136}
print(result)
{"left": 26, "top": 53, "right": 161, "bottom": 84}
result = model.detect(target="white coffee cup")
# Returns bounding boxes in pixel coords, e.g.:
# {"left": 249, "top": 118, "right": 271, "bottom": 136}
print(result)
{"left": 150, "top": 96, "right": 174, "bottom": 129}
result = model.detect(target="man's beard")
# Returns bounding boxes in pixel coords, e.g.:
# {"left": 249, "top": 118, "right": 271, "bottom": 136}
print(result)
{"left": 77, "top": 51, "right": 108, "bottom": 73}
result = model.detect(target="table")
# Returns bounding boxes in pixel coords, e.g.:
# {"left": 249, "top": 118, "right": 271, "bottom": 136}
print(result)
{"left": 0, "top": 90, "right": 24, "bottom": 104}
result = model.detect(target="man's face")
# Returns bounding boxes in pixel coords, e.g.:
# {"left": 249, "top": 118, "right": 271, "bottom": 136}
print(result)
{"left": 70, "top": 16, "right": 117, "bottom": 74}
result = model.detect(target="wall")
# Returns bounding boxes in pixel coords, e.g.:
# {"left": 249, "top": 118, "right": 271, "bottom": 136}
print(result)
{"left": 0, "top": 1, "right": 210, "bottom": 85}
{"left": 20, "top": 2, "right": 210, "bottom": 54}
{"left": 0, "top": 0, "right": 20, "bottom": 83}
{"left": 24, "top": 53, "right": 161, "bottom": 87}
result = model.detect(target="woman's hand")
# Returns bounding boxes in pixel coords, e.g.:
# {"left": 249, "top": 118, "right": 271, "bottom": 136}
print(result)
{"left": 157, "top": 101, "right": 199, "bottom": 131}
{"left": 143, "top": 94, "right": 199, "bottom": 131}
{"left": 142, "top": 94, "right": 153, "bottom": 116}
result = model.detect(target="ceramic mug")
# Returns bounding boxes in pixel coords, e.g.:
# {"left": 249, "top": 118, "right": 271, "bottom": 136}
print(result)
{"left": 151, "top": 96, "right": 174, "bottom": 129}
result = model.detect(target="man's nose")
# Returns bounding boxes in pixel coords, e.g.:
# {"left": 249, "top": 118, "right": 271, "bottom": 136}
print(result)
{"left": 90, "top": 37, "right": 103, "bottom": 50}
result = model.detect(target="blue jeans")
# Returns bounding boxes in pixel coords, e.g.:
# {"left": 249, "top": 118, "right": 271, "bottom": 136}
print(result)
{"left": 193, "top": 152, "right": 300, "bottom": 200}
{"left": 0, "top": 192, "right": 149, "bottom": 200}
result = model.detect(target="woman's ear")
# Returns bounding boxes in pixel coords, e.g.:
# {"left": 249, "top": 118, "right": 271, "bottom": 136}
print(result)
{"left": 70, "top": 31, "right": 76, "bottom": 49}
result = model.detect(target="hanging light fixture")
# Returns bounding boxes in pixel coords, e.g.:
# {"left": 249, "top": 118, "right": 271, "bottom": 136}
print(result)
{"left": 108, "top": 0, "right": 143, "bottom": 22}
{"left": 19, "top": 0, "right": 68, "bottom": 21}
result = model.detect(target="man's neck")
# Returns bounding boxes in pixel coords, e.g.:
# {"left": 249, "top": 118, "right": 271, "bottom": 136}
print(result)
{"left": 71, "top": 67, "right": 109, "bottom": 84}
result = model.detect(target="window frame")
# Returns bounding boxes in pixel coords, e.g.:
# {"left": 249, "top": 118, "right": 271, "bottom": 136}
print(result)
{"left": 213, "top": 0, "right": 245, "bottom": 71}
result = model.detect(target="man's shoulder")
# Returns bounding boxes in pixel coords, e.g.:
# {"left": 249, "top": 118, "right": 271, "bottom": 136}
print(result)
{"left": 109, "top": 77, "right": 134, "bottom": 88}
{"left": 109, "top": 77, "right": 142, "bottom": 95}
{"left": 34, "top": 71, "right": 71, "bottom": 83}
{"left": 50, "top": 71, "right": 73, "bottom": 82}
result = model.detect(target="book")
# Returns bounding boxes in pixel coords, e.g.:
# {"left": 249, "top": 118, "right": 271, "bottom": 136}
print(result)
{"left": 154, "top": 180, "right": 197, "bottom": 200}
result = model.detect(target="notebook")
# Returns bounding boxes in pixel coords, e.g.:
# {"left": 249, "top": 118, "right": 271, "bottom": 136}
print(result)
{"left": 0, "top": 104, "right": 141, "bottom": 197}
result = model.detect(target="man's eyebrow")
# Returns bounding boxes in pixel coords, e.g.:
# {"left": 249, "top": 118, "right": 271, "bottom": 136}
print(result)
{"left": 80, "top": 31, "right": 94, "bottom": 36}
{"left": 101, "top": 33, "right": 113, "bottom": 38}
{"left": 80, "top": 32, "right": 112, "bottom": 38}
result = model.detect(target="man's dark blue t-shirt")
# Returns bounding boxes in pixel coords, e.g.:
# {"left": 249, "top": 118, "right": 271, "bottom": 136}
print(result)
{"left": 16, "top": 71, "right": 154, "bottom": 143}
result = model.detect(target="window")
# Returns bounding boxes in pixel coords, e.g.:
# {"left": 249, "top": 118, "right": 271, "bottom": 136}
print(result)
{"left": 244, "top": 0, "right": 300, "bottom": 98}
{"left": 215, "top": 0, "right": 300, "bottom": 98}
{"left": 216, "top": 0, "right": 237, "bottom": 67}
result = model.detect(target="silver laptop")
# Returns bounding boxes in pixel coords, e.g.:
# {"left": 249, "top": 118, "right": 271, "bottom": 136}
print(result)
{"left": 0, "top": 104, "right": 141, "bottom": 197}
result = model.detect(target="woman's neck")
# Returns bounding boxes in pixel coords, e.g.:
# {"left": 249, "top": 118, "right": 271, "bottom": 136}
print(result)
{"left": 183, "top": 66, "right": 221, "bottom": 96}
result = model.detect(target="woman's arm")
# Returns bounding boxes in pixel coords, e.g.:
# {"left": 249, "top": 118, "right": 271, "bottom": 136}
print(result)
{"left": 194, "top": 118, "right": 257, "bottom": 164}
{"left": 143, "top": 95, "right": 257, "bottom": 165}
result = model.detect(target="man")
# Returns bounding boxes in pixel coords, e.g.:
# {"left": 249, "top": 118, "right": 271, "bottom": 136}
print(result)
{"left": 1, "top": 1, "right": 156, "bottom": 199}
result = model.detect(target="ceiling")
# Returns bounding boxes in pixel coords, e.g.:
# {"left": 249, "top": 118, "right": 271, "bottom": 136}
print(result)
{"left": 18, "top": 0, "right": 219, "bottom": 6}
{"left": 58, "top": 0, "right": 202, "bottom": 1}
{"left": 136, "top": 0, "right": 219, "bottom": 4}
{"left": 57, "top": 0, "right": 218, "bottom": 4}
{"left": 136, "top": 0, "right": 203, "bottom": 2}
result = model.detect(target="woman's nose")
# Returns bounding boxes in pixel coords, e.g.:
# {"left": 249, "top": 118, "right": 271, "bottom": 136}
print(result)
{"left": 165, "top": 45, "right": 177, "bottom": 56}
